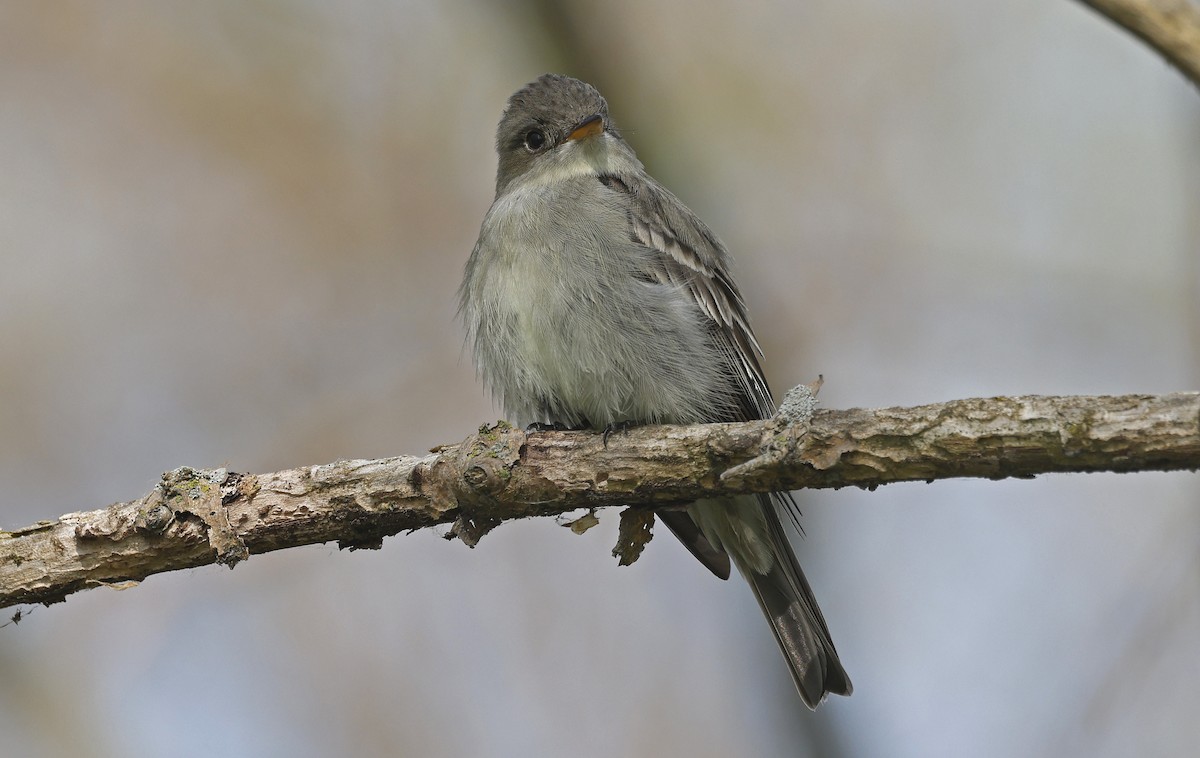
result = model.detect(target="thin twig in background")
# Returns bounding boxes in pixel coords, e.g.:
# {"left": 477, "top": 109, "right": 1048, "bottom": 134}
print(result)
{"left": 1076, "top": 0, "right": 1200, "bottom": 87}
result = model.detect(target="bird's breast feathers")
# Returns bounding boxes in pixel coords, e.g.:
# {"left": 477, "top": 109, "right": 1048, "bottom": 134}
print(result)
{"left": 469, "top": 180, "right": 729, "bottom": 426}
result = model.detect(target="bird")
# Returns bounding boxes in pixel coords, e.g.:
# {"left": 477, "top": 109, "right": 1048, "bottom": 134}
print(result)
{"left": 459, "top": 73, "right": 851, "bottom": 708}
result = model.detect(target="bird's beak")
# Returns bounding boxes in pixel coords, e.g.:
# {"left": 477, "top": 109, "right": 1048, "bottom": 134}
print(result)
{"left": 566, "top": 114, "right": 604, "bottom": 142}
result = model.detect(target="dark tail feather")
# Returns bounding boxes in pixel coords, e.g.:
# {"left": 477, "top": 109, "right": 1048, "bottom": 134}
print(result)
{"left": 743, "top": 496, "right": 852, "bottom": 709}
{"left": 659, "top": 510, "right": 731, "bottom": 580}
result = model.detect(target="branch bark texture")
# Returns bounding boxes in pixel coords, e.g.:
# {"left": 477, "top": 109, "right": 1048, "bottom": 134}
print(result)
{"left": 2, "top": 393, "right": 1198, "bottom": 610}
{"left": 1077, "top": 0, "right": 1200, "bottom": 87}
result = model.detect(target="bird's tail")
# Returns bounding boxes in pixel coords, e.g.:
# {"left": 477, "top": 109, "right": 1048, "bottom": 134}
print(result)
{"left": 739, "top": 551, "right": 854, "bottom": 705}
{"left": 740, "top": 517, "right": 853, "bottom": 709}
{"left": 687, "top": 495, "right": 852, "bottom": 708}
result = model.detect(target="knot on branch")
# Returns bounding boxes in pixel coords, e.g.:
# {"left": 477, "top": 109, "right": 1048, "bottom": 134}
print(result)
{"left": 438, "top": 421, "right": 526, "bottom": 546}
{"left": 722, "top": 379, "right": 821, "bottom": 483}
{"left": 152, "top": 467, "right": 249, "bottom": 568}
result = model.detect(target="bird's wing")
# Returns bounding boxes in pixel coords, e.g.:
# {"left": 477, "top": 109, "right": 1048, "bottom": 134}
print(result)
{"left": 598, "top": 173, "right": 774, "bottom": 422}
{"left": 599, "top": 172, "right": 805, "bottom": 538}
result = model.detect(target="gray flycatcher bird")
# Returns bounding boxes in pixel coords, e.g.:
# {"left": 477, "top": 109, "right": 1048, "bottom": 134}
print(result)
{"left": 460, "top": 74, "right": 851, "bottom": 708}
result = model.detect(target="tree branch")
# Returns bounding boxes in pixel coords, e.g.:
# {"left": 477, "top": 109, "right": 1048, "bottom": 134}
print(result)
{"left": 2, "top": 392, "right": 1198, "bottom": 610}
{"left": 1076, "top": 0, "right": 1200, "bottom": 87}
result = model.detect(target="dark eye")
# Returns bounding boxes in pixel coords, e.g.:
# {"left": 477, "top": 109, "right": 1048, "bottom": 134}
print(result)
{"left": 523, "top": 129, "right": 547, "bottom": 151}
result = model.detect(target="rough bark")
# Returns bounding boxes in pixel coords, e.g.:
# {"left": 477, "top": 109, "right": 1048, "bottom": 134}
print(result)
{"left": 2, "top": 392, "right": 1198, "bottom": 610}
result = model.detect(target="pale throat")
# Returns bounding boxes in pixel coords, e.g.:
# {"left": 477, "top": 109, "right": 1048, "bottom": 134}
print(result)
{"left": 517, "top": 135, "right": 639, "bottom": 190}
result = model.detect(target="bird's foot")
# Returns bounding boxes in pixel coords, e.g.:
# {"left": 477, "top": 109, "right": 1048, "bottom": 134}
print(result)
{"left": 602, "top": 420, "right": 641, "bottom": 448}
{"left": 525, "top": 421, "right": 577, "bottom": 433}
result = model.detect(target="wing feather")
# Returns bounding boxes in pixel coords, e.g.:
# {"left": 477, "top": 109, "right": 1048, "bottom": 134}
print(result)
{"left": 605, "top": 173, "right": 774, "bottom": 421}
{"left": 600, "top": 172, "right": 804, "bottom": 530}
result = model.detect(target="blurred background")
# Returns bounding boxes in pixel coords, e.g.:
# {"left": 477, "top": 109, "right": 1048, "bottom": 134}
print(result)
{"left": 1, "top": 1, "right": 1197, "bottom": 756}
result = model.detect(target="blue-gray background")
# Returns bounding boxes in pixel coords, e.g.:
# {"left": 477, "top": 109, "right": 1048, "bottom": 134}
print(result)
{"left": 2, "top": 2, "right": 1198, "bottom": 756}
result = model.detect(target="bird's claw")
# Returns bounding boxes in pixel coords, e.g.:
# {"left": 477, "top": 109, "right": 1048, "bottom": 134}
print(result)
{"left": 525, "top": 421, "right": 575, "bottom": 433}
{"left": 602, "top": 420, "right": 640, "bottom": 448}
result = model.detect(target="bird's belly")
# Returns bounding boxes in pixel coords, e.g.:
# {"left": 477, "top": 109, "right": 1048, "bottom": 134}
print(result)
{"left": 491, "top": 273, "right": 722, "bottom": 428}
{"left": 471, "top": 187, "right": 731, "bottom": 428}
